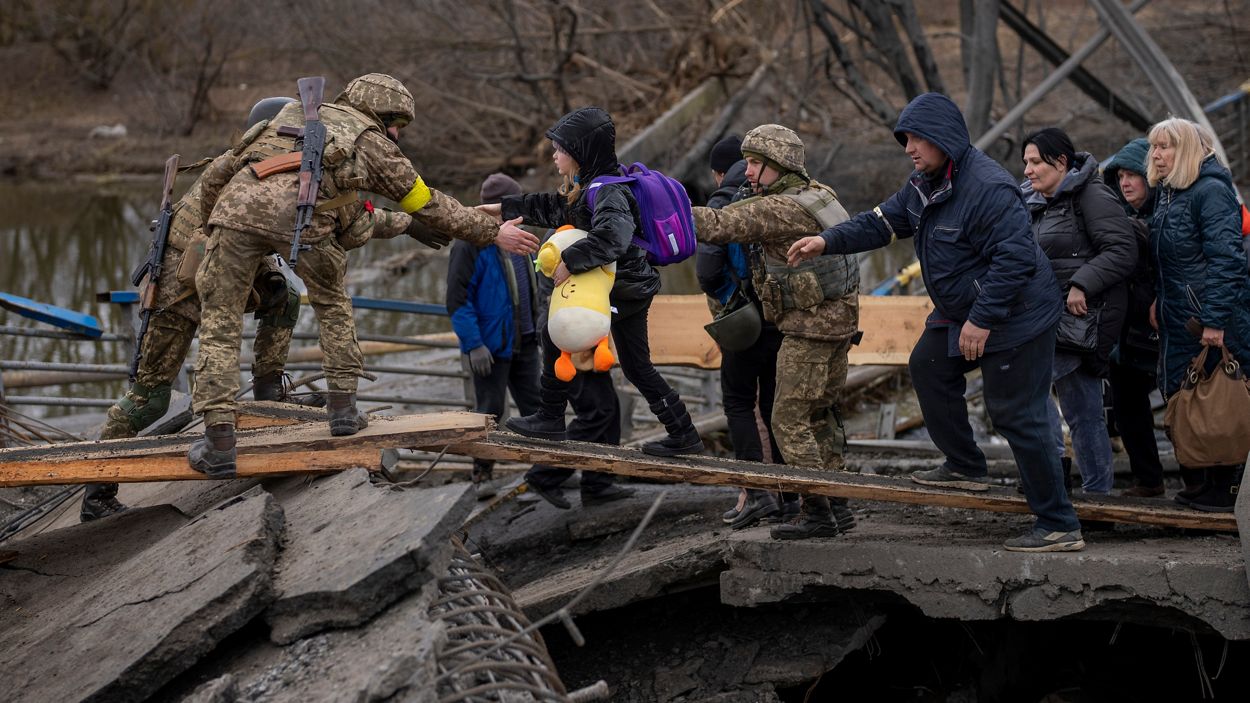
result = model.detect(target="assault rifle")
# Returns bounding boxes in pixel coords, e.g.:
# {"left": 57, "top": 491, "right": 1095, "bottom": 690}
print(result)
{"left": 289, "top": 76, "right": 326, "bottom": 268}
{"left": 129, "top": 153, "right": 180, "bottom": 382}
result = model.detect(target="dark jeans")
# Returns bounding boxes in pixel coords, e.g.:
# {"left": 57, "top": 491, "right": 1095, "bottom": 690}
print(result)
{"left": 720, "top": 326, "right": 784, "bottom": 463}
{"left": 910, "top": 324, "right": 1080, "bottom": 533}
{"left": 1108, "top": 360, "right": 1163, "bottom": 488}
{"left": 471, "top": 334, "right": 542, "bottom": 420}
{"left": 526, "top": 369, "right": 621, "bottom": 492}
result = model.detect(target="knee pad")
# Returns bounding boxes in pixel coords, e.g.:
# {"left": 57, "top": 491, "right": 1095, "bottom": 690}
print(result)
{"left": 257, "top": 286, "right": 300, "bottom": 329}
{"left": 118, "top": 382, "right": 172, "bottom": 432}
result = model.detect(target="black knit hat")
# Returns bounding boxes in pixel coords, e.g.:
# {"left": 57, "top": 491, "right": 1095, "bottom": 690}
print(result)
{"left": 479, "top": 172, "right": 522, "bottom": 204}
{"left": 709, "top": 134, "right": 743, "bottom": 174}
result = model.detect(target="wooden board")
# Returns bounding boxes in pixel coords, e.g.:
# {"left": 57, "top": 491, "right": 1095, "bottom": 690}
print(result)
{"left": 446, "top": 433, "right": 1238, "bottom": 532}
{"left": 0, "top": 412, "right": 492, "bottom": 487}
{"left": 638, "top": 294, "right": 932, "bottom": 368}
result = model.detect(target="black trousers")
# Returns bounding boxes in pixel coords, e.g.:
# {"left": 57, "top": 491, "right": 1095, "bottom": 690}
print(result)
{"left": 720, "top": 326, "right": 784, "bottom": 463}
{"left": 525, "top": 368, "right": 621, "bottom": 491}
{"left": 471, "top": 334, "right": 542, "bottom": 420}
{"left": 1108, "top": 360, "right": 1163, "bottom": 488}
{"left": 910, "top": 324, "right": 1080, "bottom": 533}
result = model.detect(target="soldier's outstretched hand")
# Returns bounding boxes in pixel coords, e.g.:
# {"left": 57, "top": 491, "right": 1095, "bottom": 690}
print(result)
{"left": 787, "top": 235, "right": 826, "bottom": 266}
{"left": 495, "top": 217, "right": 540, "bottom": 255}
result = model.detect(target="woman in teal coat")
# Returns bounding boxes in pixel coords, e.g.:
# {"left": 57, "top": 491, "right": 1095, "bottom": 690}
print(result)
{"left": 1147, "top": 117, "right": 1250, "bottom": 512}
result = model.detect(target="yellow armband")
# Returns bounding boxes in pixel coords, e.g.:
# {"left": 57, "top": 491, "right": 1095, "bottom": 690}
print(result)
{"left": 399, "top": 176, "right": 432, "bottom": 213}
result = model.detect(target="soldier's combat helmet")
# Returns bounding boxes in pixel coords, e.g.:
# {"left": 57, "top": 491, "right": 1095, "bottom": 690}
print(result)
{"left": 741, "top": 124, "right": 808, "bottom": 179}
{"left": 335, "top": 73, "right": 416, "bottom": 130}
{"left": 246, "top": 97, "right": 296, "bottom": 129}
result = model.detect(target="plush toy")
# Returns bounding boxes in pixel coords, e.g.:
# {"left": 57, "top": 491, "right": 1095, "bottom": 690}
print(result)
{"left": 538, "top": 225, "right": 616, "bottom": 381}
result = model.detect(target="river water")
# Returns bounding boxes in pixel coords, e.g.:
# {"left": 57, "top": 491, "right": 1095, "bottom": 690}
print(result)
{"left": 0, "top": 179, "right": 914, "bottom": 415}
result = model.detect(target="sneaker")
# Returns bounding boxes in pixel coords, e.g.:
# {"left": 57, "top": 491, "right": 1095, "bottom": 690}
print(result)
{"left": 580, "top": 484, "right": 635, "bottom": 506}
{"left": 911, "top": 466, "right": 991, "bottom": 492}
{"left": 1003, "top": 528, "right": 1085, "bottom": 552}
{"left": 729, "top": 491, "right": 780, "bottom": 530}
{"left": 524, "top": 481, "right": 571, "bottom": 510}
{"left": 80, "top": 494, "right": 128, "bottom": 522}
{"left": 1120, "top": 484, "right": 1164, "bottom": 498}
{"left": 770, "top": 513, "right": 841, "bottom": 541}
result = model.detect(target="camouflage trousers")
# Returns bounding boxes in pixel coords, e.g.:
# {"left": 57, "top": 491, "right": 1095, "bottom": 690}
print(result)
{"left": 194, "top": 227, "right": 359, "bottom": 426}
{"left": 99, "top": 307, "right": 295, "bottom": 441}
{"left": 771, "top": 335, "right": 851, "bottom": 472}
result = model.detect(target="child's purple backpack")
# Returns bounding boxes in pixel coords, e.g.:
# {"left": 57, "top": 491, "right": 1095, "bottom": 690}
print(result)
{"left": 585, "top": 162, "right": 696, "bottom": 266}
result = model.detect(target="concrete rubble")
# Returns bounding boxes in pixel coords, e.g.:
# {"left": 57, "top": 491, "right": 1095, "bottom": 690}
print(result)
{"left": 263, "top": 469, "right": 473, "bottom": 644}
{"left": 0, "top": 488, "right": 284, "bottom": 703}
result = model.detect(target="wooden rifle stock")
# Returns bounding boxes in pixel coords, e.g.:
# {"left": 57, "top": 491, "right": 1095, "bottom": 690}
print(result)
{"left": 289, "top": 76, "right": 327, "bottom": 268}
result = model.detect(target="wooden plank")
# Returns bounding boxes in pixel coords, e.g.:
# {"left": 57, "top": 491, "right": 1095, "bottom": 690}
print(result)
{"left": 0, "top": 448, "right": 382, "bottom": 486}
{"left": 446, "top": 433, "right": 1238, "bottom": 532}
{"left": 848, "top": 296, "right": 933, "bottom": 366}
{"left": 640, "top": 295, "right": 932, "bottom": 368}
{"left": 0, "top": 412, "right": 492, "bottom": 487}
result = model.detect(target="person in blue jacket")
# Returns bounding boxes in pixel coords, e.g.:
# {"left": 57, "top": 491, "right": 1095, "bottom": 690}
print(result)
{"left": 787, "top": 92, "right": 1084, "bottom": 552}
{"left": 446, "top": 173, "right": 542, "bottom": 497}
{"left": 1146, "top": 117, "right": 1250, "bottom": 513}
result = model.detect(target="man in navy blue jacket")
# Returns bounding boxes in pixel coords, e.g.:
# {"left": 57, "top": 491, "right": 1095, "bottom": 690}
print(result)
{"left": 447, "top": 173, "right": 541, "bottom": 497}
{"left": 788, "top": 93, "right": 1084, "bottom": 552}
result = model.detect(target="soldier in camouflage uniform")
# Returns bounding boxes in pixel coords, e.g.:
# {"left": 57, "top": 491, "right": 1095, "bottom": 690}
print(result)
{"left": 189, "top": 73, "right": 518, "bottom": 476}
{"left": 81, "top": 98, "right": 335, "bottom": 522}
{"left": 692, "top": 124, "right": 861, "bottom": 540}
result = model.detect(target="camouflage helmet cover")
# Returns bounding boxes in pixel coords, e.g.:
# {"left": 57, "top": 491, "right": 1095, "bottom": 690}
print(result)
{"left": 741, "top": 123, "right": 807, "bottom": 177}
{"left": 335, "top": 73, "right": 416, "bottom": 129}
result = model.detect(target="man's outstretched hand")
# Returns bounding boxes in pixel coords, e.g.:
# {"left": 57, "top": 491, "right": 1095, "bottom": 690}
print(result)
{"left": 495, "top": 217, "right": 540, "bottom": 255}
{"left": 786, "top": 236, "right": 827, "bottom": 266}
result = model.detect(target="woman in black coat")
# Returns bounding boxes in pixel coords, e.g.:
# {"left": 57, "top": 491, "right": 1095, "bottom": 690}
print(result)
{"left": 483, "top": 107, "right": 703, "bottom": 458}
{"left": 1021, "top": 128, "right": 1137, "bottom": 496}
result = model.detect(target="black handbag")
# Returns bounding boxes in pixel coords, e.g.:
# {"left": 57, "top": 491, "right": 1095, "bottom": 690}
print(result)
{"left": 1056, "top": 306, "right": 1101, "bottom": 353}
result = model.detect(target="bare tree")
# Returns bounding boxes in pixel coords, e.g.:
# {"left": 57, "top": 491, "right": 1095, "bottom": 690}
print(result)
{"left": 962, "top": 0, "right": 1000, "bottom": 139}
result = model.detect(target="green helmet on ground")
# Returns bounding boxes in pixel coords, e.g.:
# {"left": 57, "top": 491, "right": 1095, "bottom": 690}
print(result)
{"left": 741, "top": 123, "right": 808, "bottom": 179}
{"left": 335, "top": 73, "right": 416, "bottom": 130}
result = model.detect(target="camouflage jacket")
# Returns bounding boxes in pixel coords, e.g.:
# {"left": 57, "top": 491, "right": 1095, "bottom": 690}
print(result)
{"left": 200, "top": 102, "right": 495, "bottom": 247}
{"left": 693, "top": 181, "right": 860, "bottom": 341}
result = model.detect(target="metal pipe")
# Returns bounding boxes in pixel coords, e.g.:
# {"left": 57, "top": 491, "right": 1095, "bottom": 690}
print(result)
{"left": 3, "top": 396, "right": 115, "bottom": 408}
{"left": 0, "top": 361, "right": 128, "bottom": 374}
{"left": 0, "top": 325, "right": 128, "bottom": 343}
{"left": 292, "top": 332, "right": 459, "bottom": 348}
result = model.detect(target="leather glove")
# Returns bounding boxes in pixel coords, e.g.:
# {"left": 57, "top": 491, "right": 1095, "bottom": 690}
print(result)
{"left": 405, "top": 220, "right": 452, "bottom": 250}
{"left": 467, "top": 346, "right": 494, "bottom": 377}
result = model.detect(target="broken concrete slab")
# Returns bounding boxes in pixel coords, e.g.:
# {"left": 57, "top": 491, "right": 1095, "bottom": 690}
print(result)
{"left": 513, "top": 530, "right": 726, "bottom": 619}
{"left": 0, "top": 487, "right": 283, "bottom": 703}
{"left": 0, "top": 505, "right": 188, "bottom": 632}
{"left": 721, "top": 509, "right": 1250, "bottom": 640}
{"left": 264, "top": 470, "right": 474, "bottom": 644}
{"left": 1237, "top": 453, "right": 1250, "bottom": 588}
{"left": 166, "top": 581, "right": 445, "bottom": 703}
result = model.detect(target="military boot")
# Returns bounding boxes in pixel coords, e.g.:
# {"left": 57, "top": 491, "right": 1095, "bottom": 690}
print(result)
{"left": 505, "top": 376, "right": 568, "bottom": 440}
{"left": 770, "top": 496, "right": 842, "bottom": 540}
{"left": 327, "top": 391, "right": 368, "bottom": 437}
{"left": 80, "top": 483, "right": 127, "bottom": 522}
{"left": 253, "top": 371, "right": 326, "bottom": 407}
{"left": 640, "top": 391, "right": 705, "bottom": 457}
{"left": 188, "top": 423, "right": 238, "bottom": 478}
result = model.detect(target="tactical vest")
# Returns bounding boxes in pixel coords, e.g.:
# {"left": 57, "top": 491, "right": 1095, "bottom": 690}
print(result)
{"left": 757, "top": 182, "right": 859, "bottom": 314}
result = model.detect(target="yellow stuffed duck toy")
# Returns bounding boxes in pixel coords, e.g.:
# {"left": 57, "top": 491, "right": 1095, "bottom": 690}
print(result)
{"left": 538, "top": 225, "right": 616, "bottom": 381}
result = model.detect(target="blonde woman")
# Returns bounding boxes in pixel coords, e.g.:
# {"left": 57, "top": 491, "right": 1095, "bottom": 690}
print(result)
{"left": 1147, "top": 117, "right": 1250, "bottom": 512}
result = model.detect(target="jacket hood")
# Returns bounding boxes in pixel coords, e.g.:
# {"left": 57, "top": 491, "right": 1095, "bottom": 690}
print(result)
{"left": 1104, "top": 137, "right": 1149, "bottom": 205}
{"left": 893, "top": 93, "right": 971, "bottom": 166}
{"left": 1196, "top": 153, "right": 1236, "bottom": 189}
{"left": 721, "top": 159, "right": 748, "bottom": 192}
{"left": 546, "top": 107, "right": 619, "bottom": 182}
{"left": 1022, "top": 151, "right": 1099, "bottom": 208}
